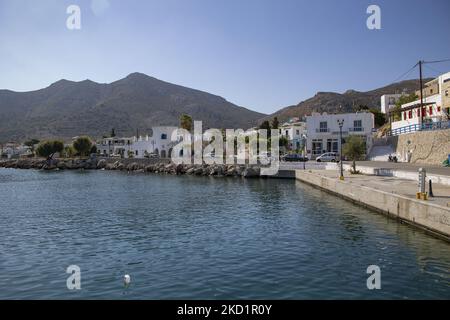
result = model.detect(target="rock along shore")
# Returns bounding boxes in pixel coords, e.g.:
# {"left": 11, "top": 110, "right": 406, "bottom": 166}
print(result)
{"left": 0, "top": 158, "right": 262, "bottom": 178}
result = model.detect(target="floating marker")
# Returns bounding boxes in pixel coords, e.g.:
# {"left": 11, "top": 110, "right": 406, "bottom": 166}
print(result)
{"left": 124, "top": 274, "right": 131, "bottom": 287}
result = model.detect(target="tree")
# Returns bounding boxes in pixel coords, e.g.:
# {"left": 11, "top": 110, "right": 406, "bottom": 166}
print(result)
{"left": 259, "top": 120, "right": 271, "bottom": 131}
{"left": 73, "top": 136, "right": 93, "bottom": 157}
{"left": 342, "top": 135, "right": 366, "bottom": 173}
{"left": 110, "top": 128, "right": 116, "bottom": 137}
{"left": 62, "top": 145, "right": 76, "bottom": 158}
{"left": 392, "top": 93, "right": 418, "bottom": 121}
{"left": 36, "top": 140, "right": 64, "bottom": 160}
{"left": 279, "top": 136, "right": 288, "bottom": 148}
{"left": 271, "top": 117, "right": 279, "bottom": 130}
{"left": 369, "top": 108, "right": 386, "bottom": 127}
{"left": 180, "top": 114, "right": 193, "bottom": 131}
{"left": 24, "top": 139, "right": 40, "bottom": 153}
{"left": 90, "top": 145, "right": 97, "bottom": 155}
{"left": 354, "top": 104, "right": 370, "bottom": 112}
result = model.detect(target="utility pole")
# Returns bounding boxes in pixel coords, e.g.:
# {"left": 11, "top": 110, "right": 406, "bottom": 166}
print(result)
{"left": 419, "top": 60, "right": 424, "bottom": 126}
{"left": 337, "top": 119, "right": 344, "bottom": 180}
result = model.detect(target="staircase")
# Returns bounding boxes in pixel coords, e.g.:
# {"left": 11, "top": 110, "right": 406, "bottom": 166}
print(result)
{"left": 367, "top": 138, "right": 395, "bottom": 162}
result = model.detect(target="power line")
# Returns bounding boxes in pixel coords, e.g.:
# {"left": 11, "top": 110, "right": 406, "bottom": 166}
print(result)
{"left": 424, "top": 64, "right": 444, "bottom": 77}
{"left": 423, "top": 58, "right": 450, "bottom": 64}
{"left": 389, "top": 62, "right": 419, "bottom": 85}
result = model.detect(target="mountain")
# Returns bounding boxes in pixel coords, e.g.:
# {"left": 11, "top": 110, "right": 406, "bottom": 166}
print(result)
{"left": 0, "top": 73, "right": 265, "bottom": 142}
{"left": 263, "top": 79, "right": 431, "bottom": 123}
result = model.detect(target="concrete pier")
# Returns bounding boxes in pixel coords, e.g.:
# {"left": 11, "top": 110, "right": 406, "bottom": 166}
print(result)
{"left": 295, "top": 170, "right": 450, "bottom": 241}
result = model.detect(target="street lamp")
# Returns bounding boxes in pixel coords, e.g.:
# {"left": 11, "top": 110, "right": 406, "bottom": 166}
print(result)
{"left": 337, "top": 119, "right": 344, "bottom": 180}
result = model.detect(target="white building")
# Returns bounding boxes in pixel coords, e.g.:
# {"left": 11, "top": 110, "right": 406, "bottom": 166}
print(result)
{"left": 97, "top": 126, "right": 178, "bottom": 159}
{"left": 1, "top": 143, "right": 32, "bottom": 159}
{"left": 131, "top": 126, "right": 178, "bottom": 159}
{"left": 380, "top": 93, "right": 405, "bottom": 114}
{"left": 305, "top": 112, "right": 375, "bottom": 159}
{"left": 390, "top": 72, "right": 450, "bottom": 135}
{"left": 280, "top": 120, "right": 307, "bottom": 151}
{"left": 97, "top": 137, "right": 134, "bottom": 158}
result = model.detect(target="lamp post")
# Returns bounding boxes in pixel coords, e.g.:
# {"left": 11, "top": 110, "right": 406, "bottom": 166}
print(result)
{"left": 337, "top": 119, "right": 344, "bottom": 180}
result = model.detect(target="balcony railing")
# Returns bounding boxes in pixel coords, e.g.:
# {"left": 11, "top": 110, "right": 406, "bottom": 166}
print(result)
{"left": 349, "top": 127, "right": 364, "bottom": 132}
{"left": 388, "top": 120, "right": 450, "bottom": 136}
{"left": 315, "top": 128, "right": 330, "bottom": 133}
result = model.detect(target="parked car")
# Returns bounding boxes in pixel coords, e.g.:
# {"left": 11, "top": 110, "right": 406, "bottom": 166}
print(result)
{"left": 282, "top": 154, "right": 309, "bottom": 162}
{"left": 316, "top": 152, "right": 339, "bottom": 162}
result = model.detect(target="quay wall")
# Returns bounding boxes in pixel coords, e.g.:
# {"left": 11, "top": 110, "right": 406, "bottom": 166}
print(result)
{"left": 295, "top": 170, "right": 450, "bottom": 241}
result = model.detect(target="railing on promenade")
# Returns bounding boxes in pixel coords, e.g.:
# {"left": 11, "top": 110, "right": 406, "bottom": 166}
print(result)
{"left": 388, "top": 120, "right": 450, "bottom": 136}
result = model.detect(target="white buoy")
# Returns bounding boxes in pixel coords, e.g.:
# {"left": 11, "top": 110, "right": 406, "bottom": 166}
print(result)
{"left": 124, "top": 274, "right": 131, "bottom": 287}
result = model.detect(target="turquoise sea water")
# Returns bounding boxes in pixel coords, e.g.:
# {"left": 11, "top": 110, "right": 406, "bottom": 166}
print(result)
{"left": 0, "top": 168, "right": 448, "bottom": 299}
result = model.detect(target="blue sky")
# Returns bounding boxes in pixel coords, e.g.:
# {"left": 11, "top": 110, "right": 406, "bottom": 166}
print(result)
{"left": 0, "top": 0, "right": 449, "bottom": 114}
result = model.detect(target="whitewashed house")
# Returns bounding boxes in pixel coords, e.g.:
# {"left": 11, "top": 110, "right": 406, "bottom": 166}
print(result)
{"left": 390, "top": 72, "right": 450, "bottom": 135}
{"left": 280, "top": 120, "right": 307, "bottom": 151}
{"left": 130, "top": 126, "right": 178, "bottom": 159}
{"left": 1, "top": 143, "right": 32, "bottom": 159}
{"left": 97, "top": 137, "right": 134, "bottom": 157}
{"left": 305, "top": 112, "right": 375, "bottom": 159}
{"left": 97, "top": 126, "right": 179, "bottom": 159}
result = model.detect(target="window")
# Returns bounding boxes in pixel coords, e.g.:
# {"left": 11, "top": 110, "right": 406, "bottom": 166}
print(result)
{"left": 135, "top": 150, "right": 138, "bottom": 156}
{"left": 296, "top": 130, "right": 300, "bottom": 135}
{"left": 430, "top": 89, "right": 433, "bottom": 94}
{"left": 353, "top": 120, "right": 362, "bottom": 132}
{"left": 408, "top": 110, "right": 412, "bottom": 119}
{"left": 319, "top": 122, "right": 328, "bottom": 132}
{"left": 437, "top": 106, "right": 441, "bottom": 112}
{"left": 161, "top": 134, "right": 167, "bottom": 140}
{"left": 404, "top": 112, "right": 407, "bottom": 120}
{"left": 429, "top": 106, "right": 433, "bottom": 115}
{"left": 286, "top": 130, "right": 289, "bottom": 136}
{"left": 445, "top": 90, "right": 448, "bottom": 97}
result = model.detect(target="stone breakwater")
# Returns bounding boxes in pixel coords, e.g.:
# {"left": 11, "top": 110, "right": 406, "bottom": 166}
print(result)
{"left": 0, "top": 158, "right": 262, "bottom": 178}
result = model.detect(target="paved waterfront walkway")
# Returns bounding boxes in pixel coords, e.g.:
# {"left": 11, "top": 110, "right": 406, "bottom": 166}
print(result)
{"left": 349, "top": 161, "right": 450, "bottom": 176}
{"left": 311, "top": 169, "right": 450, "bottom": 208}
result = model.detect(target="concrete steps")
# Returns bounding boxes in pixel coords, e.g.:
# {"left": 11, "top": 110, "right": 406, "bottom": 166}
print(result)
{"left": 368, "top": 145, "right": 395, "bottom": 162}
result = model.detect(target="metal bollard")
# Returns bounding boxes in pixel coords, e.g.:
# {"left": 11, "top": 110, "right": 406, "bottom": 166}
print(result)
{"left": 418, "top": 168, "right": 426, "bottom": 194}
{"left": 429, "top": 179, "right": 434, "bottom": 197}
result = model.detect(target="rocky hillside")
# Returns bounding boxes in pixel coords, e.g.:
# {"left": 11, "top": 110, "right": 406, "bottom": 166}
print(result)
{"left": 263, "top": 79, "right": 430, "bottom": 123}
{"left": 0, "top": 73, "right": 265, "bottom": 142}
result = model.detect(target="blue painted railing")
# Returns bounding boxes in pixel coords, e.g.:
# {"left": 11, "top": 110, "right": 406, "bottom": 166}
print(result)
{"left": 389, "top": 120, "right": 450, "bottom": 136}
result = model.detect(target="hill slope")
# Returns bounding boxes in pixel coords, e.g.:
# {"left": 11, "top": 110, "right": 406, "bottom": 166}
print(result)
{"left": 264, "top": 79, "right": 429, "bottom": 123}
{"left": 0, "top": 73, "right": 265, "bottom": 142}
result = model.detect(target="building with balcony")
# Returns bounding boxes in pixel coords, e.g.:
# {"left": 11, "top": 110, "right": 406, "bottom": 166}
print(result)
{"left": 97, "top": 126, "right": 179, "bottom": 159}
{"left": 305, "top": 112, "right": 375, "bottom": 159}
{"left": 280, "top": 119, "right": 307, "bottom": 151}
{"left": 389, "top": 71, "right": 450, "bottom": 136}
{"left": 130, "top": 126, "right": 178, "bottom": 159}
{"left": 97, "top": 137, "right": 134, "bottom": 157}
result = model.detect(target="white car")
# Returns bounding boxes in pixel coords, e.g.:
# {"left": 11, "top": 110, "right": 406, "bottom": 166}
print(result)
{"left": 316, "top": 152, "right": 340, "bottom": 162}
